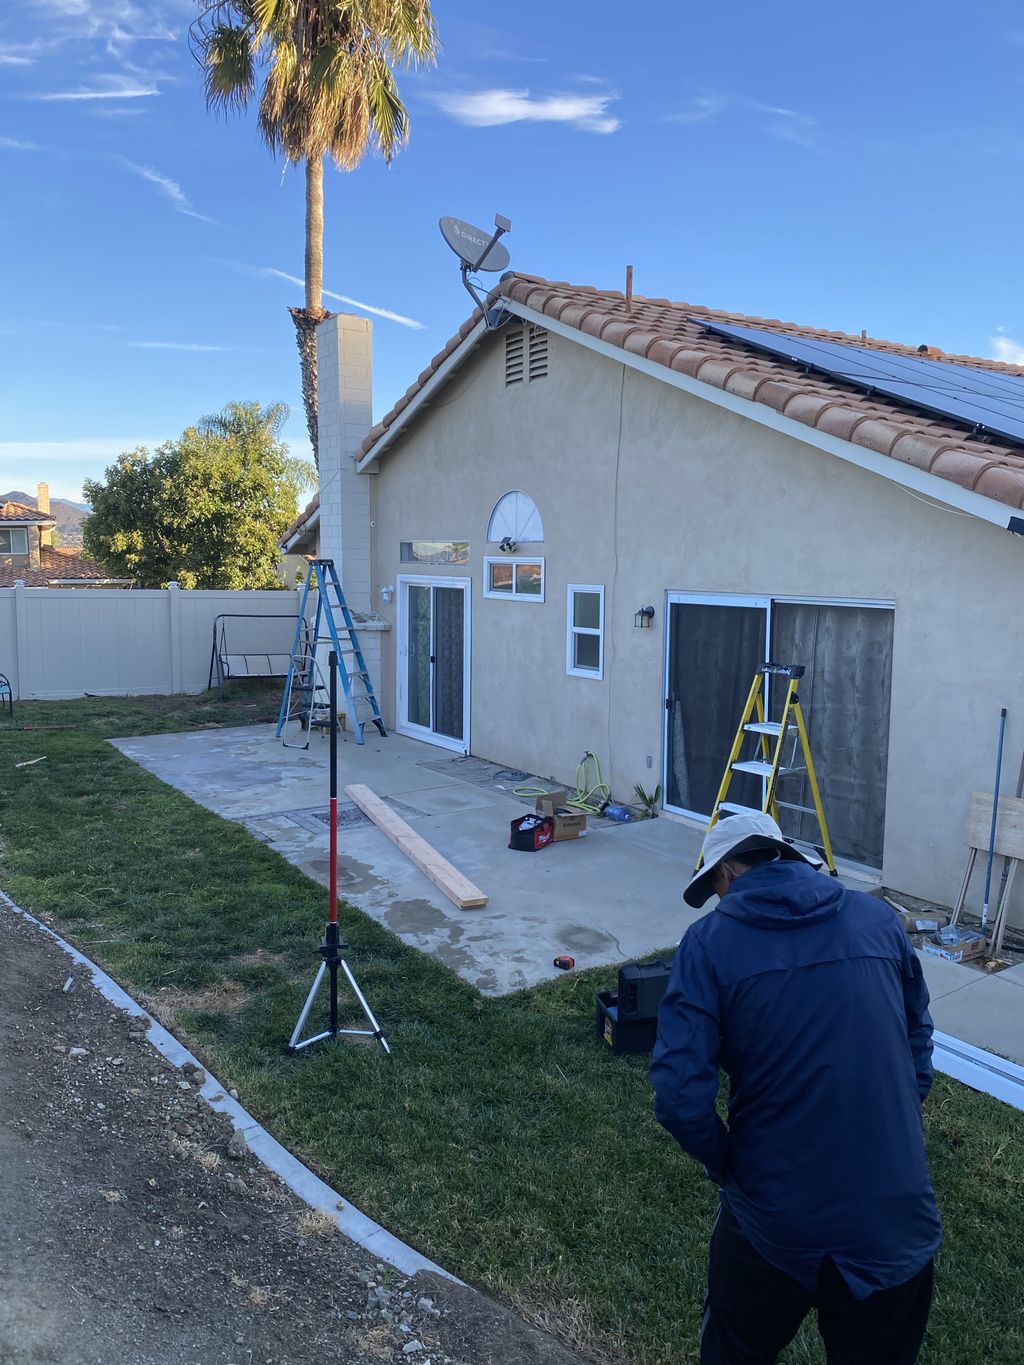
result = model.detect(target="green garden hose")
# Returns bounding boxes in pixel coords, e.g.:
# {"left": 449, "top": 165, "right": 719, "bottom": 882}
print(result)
{"left": 567, "top": 751, "right": 611, "bottom": 814}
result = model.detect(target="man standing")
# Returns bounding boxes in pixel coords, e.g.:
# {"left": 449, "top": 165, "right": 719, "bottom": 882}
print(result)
{"left": 651, "top": 812, "right": 940, "bottom": 1365}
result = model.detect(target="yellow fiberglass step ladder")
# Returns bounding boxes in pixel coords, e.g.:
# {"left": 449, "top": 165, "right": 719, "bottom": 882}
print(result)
{"left": 277, "top": 558, "right": 387, "bottom": 751}
{"left": 701, "top": 663, "right": 837, "bottom": 876}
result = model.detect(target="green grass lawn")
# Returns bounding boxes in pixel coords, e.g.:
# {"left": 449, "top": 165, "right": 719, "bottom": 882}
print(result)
{"left": 2, "top": 690, "right": 1024, "bottom": 1363}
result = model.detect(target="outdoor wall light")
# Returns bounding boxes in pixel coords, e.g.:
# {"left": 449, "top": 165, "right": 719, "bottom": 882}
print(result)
{"left": 499, "top": 536, "right": 518, "bottom": 553}
{"left": 634, "top": 605, "right": 655, "bottom": 629}
{"left": 381, "top": 585, "right": 395, "bottom": 604}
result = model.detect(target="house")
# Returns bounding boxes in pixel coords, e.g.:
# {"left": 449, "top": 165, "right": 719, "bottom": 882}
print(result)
{"left": 292, "top": 274, "right": 1024, "bottom": 919}
{"left": 0, "top": 484, "right": 129, "bottom": 587}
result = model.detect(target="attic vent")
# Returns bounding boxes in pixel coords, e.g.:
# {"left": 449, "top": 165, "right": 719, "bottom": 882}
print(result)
{"left": 528, "top": 326, "right": 548, "bottom": 380}
{"left": 505, "top": 327, "right": 525, "bottom": 386}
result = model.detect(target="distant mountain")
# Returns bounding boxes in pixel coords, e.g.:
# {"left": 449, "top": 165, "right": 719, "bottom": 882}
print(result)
{"left": 0, "top": 490, "right": 90, "bottom": 548}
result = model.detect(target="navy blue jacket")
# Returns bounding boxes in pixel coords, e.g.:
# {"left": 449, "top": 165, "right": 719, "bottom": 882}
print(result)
{"left": 650, "top": 861, "right": 941, "bottom": 1299}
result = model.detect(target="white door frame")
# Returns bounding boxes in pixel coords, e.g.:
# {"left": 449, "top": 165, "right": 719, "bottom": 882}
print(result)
{"left": 396, "top": 574, "right": 471, "bottom": 754}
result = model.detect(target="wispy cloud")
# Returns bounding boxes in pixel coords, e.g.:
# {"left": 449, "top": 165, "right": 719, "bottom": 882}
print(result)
{"left": 121, "top": 159, "right": 218, "bottom": 224}
{"left": 991, "top": 333, "right": 1024, "bottom": 365}
{"left": 0, "top": 54, "right": 36, "bottom": 66}
{"left": 0, "top": 437, "right": 161, "bottom": 464}
{"left": 128, "top": 341, "right": 226, "bottom": 352}
{"left": 25, "top": 0, "right": 178, "bottom": 52}
{"left": 30, "top": 72, "right": 161, "bottom": 100}
{"left": 664, "top": 94, "right": 732, "bottom": 125}
{"left": 219, "top": 260, "right": 425, "bottom": 330}
{"left": 664, "top": 93, "right": 817, "bottom": 148}
{"left": 0, "top": 136, "right": 41, "bottom": 151}
{"left": 435, "top": 88, "right": 621, "bottom": 135}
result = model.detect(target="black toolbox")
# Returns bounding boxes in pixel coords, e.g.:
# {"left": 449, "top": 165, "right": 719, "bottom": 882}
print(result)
{"left": 617, "top": 959, "right": 672, "bottom": 1019}
{"left": 595, "top": 990, "right": 659, "bottom": 1055}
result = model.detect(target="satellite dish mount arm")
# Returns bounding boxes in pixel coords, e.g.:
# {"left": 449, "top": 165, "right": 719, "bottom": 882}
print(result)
{"left": 456, "top": 215, "right": 512, "bottom": 329}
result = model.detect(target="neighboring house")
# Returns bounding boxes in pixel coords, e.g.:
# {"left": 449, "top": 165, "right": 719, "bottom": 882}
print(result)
{"left": 293, "top": 275, "right": 1024, "bottom": 918}
{"left": 0, "top": 483, "right": 129, "bottom": 587}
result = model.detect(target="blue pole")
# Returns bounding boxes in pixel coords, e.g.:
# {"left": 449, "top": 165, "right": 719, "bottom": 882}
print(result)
{"left": 982, "top": 708, "right": 1008, "bottom": 931}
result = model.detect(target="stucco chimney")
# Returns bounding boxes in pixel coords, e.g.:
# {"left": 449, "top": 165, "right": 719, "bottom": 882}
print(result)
{"left": 315, "top": 314, "right": 379, "bottom": 691}
{"left": 316, "top": 315, "right": 373, "bottom": 611}
{"left": 37, "top": 481, "right": 52, "bottom": 547}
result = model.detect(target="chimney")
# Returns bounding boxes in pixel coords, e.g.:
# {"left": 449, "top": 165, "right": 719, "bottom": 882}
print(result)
{"left": 37, "top": 481, "right": 53, "bottom": 548}
{"left": 315, "top": 314, "right": 380, "bottom": 690}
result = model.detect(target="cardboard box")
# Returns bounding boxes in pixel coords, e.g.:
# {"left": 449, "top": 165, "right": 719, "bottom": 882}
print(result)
{"left": 922, "top": 934, "right": 987, "bottom": 964}
{"left": 535, "top": 791, "right": 588, "bottom": 842}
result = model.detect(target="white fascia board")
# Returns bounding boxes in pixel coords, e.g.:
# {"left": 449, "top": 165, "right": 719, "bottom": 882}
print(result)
{"left": 282, "top": 507, "right": 320, "bottom": 554}
{"left": 508, "top": 300, "right": 1023, "bottom": 534}
{"left": 356, "top": 317, "right": 490, "bottom": 472}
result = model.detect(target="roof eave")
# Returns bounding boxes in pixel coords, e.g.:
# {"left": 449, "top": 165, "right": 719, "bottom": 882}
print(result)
{"left": 282, "top": 506, "right": 320, "bottom": 553}
{"left": 356, "top": 317, "right": 491, "bottom": 472}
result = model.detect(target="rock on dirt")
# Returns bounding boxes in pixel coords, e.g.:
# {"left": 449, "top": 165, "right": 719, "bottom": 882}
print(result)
{"left": 0, "top": 907, "right": 584, "bottom": 1365}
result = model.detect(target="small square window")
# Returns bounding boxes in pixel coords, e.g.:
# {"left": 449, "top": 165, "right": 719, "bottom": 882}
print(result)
{"left": 484, "top": 557, "right": 545, "bottom": 602}
{"left": 567, "top": 584, "right": 604, "bottom": 679}
{"left": 0, "top": 528, "right": 28, "bottom": 555}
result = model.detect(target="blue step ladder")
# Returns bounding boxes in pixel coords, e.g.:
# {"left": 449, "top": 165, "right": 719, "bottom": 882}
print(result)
{"left": 277, "top": 559, "right": 387, "bottom": 750}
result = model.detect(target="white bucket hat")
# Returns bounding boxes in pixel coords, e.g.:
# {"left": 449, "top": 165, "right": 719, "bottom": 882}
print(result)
{"left": 684, "top": 810, "right": 824, "bottom": 908}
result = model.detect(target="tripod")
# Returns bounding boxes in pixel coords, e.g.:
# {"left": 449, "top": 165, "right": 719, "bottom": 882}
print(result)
{"left": 287, "top": 650, "right": 391, "bottom": 1055}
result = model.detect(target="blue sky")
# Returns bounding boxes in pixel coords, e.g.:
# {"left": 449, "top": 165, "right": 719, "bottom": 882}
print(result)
{"left": 2, "top": 0, "right": 1024, "bottom": 502}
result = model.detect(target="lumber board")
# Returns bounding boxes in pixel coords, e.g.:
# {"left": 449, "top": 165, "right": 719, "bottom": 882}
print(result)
{"left": 344, "top": 783, "right": 488, "bottom": 909}
{"left": 966, "top": 792, "right": 1024, "bottom": 861}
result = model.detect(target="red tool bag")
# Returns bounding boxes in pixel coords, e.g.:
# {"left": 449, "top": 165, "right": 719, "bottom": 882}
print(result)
{"left": 509, "top": 813, "right": 554, "bottom": 851}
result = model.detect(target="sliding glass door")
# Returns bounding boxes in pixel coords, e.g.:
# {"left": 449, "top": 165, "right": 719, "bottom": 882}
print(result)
{"left": 664, "top": 594, "right": 894, "bottom": 867}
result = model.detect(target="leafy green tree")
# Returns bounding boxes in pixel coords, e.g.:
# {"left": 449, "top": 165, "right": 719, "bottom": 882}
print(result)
{"left": 83, "top": 402, "right": 314, "bottom": 589}
{"left": 191, "top": 0, "right": 439, "bottom": 468}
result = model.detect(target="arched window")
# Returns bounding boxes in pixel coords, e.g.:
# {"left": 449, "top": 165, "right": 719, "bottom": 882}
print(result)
{"left": 486, "top": 490, "right": 544, "bottom": 544}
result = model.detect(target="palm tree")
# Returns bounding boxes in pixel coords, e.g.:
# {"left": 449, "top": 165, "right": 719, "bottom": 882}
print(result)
{"left": 191, "top": 1, "right": 439, "bottom": 468}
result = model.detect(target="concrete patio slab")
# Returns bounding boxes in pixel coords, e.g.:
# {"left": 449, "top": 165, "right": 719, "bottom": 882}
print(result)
{"left": 110, "top": 725, "right": 1024, "bottom": 1063}
{"left": 927, "top": 974, "right": 1024, "bottom": 1061}
{"left": 113, "top": 725, "right": 703, "bottom": 994}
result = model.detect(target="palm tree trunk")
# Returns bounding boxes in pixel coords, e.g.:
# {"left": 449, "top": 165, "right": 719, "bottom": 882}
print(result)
{"left": 290, "top": 154, "right": 329, "bottom": 469}
{"left": 305, "top": 153, "right": 324, "bottom": 312}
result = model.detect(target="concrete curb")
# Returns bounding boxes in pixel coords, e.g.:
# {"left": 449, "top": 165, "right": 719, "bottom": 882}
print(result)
{"left": 1, "top": 892, "right": 459, "bottom": 1284}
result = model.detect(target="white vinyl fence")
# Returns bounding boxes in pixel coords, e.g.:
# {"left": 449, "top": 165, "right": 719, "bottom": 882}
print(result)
{"left": 0, "top": 582, "right": 304, "bottom": 700}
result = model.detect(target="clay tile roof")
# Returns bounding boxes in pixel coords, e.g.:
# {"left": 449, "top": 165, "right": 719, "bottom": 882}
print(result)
{"left": 357, "top": 273, "right": 1024, "bottom": 515}
{"left": 281, "top": 492, "right": 319, "bottom": 545}
{"left": 0, "top": 545, "right": 119, "bottom": 587}
{"left": 0, "top": 500, "right": 55, "bottom": 524}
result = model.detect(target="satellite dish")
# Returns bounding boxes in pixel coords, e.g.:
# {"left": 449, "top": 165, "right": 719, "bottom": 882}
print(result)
{"left": 439, "top": 215, "right": 511, "bottom": 273}
{"left": 439, "top": 213, "right": 512, "bottom": 329}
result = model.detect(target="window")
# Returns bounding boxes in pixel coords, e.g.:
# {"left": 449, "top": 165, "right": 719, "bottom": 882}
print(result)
{"left": 504, "top": 324, "right": 548, "bottom": 387}
{"left": 400, "top": 541, "right": 470, "bottom": 566}
{"left": 486, "top": 490, "right": 543, "bottom": 545}
{"left": 567, "top": 585, "right": 605, "bottom": 679}
{"left": 0, "top": 528, "right": 28, "bottom": 555}
{"left": 484, "top": 557, "right": 545, "bottom": 601}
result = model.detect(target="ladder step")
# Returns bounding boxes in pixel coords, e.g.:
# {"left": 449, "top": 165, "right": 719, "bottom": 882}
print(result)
{"left": 731, "top": 760, "right": 806, "bottom": 778}
{"left": 743, "top": 721, "right": 788, "bottom": 736}
{"left": 719, "top": 802, "right": 764, "bottom": 817}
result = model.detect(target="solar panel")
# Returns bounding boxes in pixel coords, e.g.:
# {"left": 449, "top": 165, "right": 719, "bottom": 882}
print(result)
{"left": 695, "top": 319, "right": 1024, "bottom": 448}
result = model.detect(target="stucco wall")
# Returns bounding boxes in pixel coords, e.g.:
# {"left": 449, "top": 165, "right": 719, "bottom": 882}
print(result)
{"left": 368, "top": 326, "right": 1024, "bottom": 918}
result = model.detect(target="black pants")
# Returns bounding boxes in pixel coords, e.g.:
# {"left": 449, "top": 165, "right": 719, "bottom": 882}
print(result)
{"left": 700, "top": 1204, "right": 934, "bottom": 1365}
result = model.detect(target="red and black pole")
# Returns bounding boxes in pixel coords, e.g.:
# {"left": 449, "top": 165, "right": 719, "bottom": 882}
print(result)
{"left": 323, "top": 650, "right": 342, "bottom": 1034}
{"left": 286, "top": 646, "right": 390, "bottom": 1054}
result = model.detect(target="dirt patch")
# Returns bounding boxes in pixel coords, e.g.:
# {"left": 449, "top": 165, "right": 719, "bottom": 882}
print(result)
{"left": 0, "top": 907, "right": 584, "bottom": 1365}
{"left": 143, "top": 980, "right": 254, "bottom": 1025}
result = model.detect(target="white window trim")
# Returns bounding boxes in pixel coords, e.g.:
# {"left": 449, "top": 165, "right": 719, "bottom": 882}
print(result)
{"left": 483, "top": 556, "right": 545, "bottom": 602}
{"left": 0, "top": 527, "right": 29, "bottom": 555}
{"left": 566, "top": 583, "right": 605, "bottom": 679}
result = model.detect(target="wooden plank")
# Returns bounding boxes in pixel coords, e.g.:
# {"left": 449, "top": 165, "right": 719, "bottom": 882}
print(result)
{"left": 345, "top": 783, "right": 488, "bottom": 910}
{"left": 966, "top": 792, "right": 1024, "bottom": 861}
